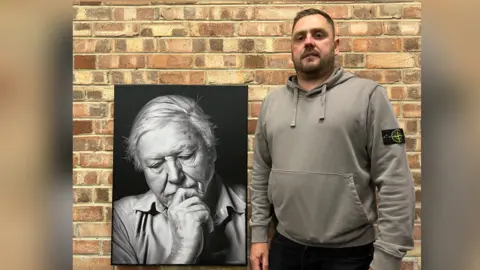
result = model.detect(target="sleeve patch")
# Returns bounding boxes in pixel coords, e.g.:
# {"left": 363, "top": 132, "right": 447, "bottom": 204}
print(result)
{"left": 382, "top": 128, "right": 405, "bottom": 145}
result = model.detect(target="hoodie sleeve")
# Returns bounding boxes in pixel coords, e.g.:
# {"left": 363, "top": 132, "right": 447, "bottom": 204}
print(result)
{"left": 366, "top": 85, "right": 416, "bottom": 270}
{"left": 249, "top": 97, "right": 273, "bottom": 243}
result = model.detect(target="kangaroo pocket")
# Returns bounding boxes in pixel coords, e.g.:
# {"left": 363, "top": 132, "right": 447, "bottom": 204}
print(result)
{"left": 269, "top": 169, "right": 370, "bottom": 245}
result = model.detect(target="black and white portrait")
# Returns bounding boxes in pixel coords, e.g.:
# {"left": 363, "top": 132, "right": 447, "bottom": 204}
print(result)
{"left": 110, "top": 85, "right": 248, "bottom": 266}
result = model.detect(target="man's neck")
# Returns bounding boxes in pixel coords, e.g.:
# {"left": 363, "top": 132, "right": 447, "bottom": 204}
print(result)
{"left": 297, "top": 69, "right": 334, "bottom": 91}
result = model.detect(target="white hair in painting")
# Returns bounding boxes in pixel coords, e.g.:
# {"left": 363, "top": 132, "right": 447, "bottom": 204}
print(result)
{"left": 125, "top": 94, "right": 217, "bottom": 171}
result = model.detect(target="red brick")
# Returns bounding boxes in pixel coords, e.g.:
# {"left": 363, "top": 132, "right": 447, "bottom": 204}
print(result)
{"left": 115, "top": 39, "right": 155, "bottom": 52}
{"left": 75, "top": 7, "right": 112, "bottom": 20}
{"left": 74, "top": 103, "right": 108, "bottom": 118}
{"left": 408, "top": 153, "right": 421, "bottom": 169}
{"left": 337, "top": 22, "right": 383, "bottom": 36}
{"left": 272, "top": 38, "right": 291, "bottom": 52}
{"left": 250, "top": 102, "right": 261, "bottom": 117}
{"left": 343, "top": 54, "right": 365, "bottom": 68}
{"left": 255, "top": 6, "right": 348, "bottom": 20}
{"left": 384, "top": 21, "right": 421, "bottom": 35}
{"left": 255, "top": 70, "right": 295, "bottom": 84}
{"left": 73, "top": 136, "right": 104, "bottom": 151}
{"left": 95, "top": 188, "right": 111, "bottom": 203}
{"left": 415, "top": 189, "right": 421, "bottom": 203}
{"left": 93, "top": 22, "right": 138, "bottom": 36}
{"left": 403, "top": 37, "right": 421, "bottom": 51}
{"left": 401, "top": 261, "right": 414, "bottom": 270}
{"left": 73, "top": 239, "right": 101, "bottom": 254}
{"left": 391, "top": 102, "right": 400, "bottom": 117}
{"left": 74, "top": 171, "right": 99, "bottom": 185}
{"left": 147, "top": 55, "right": 194, "bottom": 68}
{"left": 206, "top": 70, "right": 254, "bottom": 84}
{"left": 73, "top": 257, "right": 111, "bottom": 270}
{"left": 405, "top": 120, "right": 418, "bottom": 134}
{"left": 73, "top": 206, "right": 104, "bottom": 221}
{"left": 244, "top": 55, "right": 266, "bottom": 69}
{"left": 93, "top": 120, "right": 113, "bottom": 135}
{"left": 352, "top": 5, "right": 376, "bottom": 19}
{"left": 104, "top": 136, "right": 114, "bottom": 151}
{"left": 266, "top": 54, "right": 292, "bottom": 69}
{"left": 73, "top": 23, "right": 92, "bottom": 36}
{"left": 407, "top": 86, "right": 421, "bottom": 99}
{"left": 353, "top": 38, "right": 401, "bottom": 52}
{"left": 210, "top": 6, "right": 254, "bottom": 20}
{"left": 76, "top": 222, "right": 111, "bottom": 237}
{"left": 406, "top": 137, "right": 420, "bottom": 151}
{"left": 388, "top": 86, "right": 406, "bottom": 100}
{"left": 249, "top": 87, "right": 269, "bottom": 101}
{"left": 404, "top": 69, "right": 421, "bottom": 84}
{"left": 73, "top": 121, "right": 93, "bottom": 135}
{"left": 110, "top": 71, "right": 159, "bottom": 84}
{"left": 238, "top": 22, "right": 285, "bottom": 36}
{"left": 248, "top": 119, "right": 257, "bottom": 134}
{"left": 403, "top": 103, "right": 421, "bottom": 118}
{"left": 158, "top": 39, "right": 193, "bottom": 53}
{"left": 351, "top": 70, "right": 402, "bottom": 84}
{"left": 79, "top": 153, "right": 113, "bottom": 168}
{"left": 413, "top": 224, "right": 421, "bottom": 240}
{"left": 158, "top": 71, "right": 206, "bottom": 84}
{"left": 412, "top": 170, "right": 421, "bottom": 186}
{"left": 97, "top": 55, "right": 145, "bottom": 69}
{"left": 100, "top": 171, "right": 113, "bottom": 185}
{"left": 339, "top": 38, "right": 352, "bottom": 52}
{"left": 74, "top": 39, "right": 111, "bottom": 53}
{"left": 105, "top": 206, "right": 112, "bottom": 221}
{"left": 73, "top": 154, "right": 80, "bottom": 168}
{"left": 209, "top": 39, "right": 223, "bottom": 52}
{"left": 377, "top": 4, "right": 402, "bottom": 19}
{"left": 190, "top": 22, "right": 235, "bottom": 37}
{"left": 403, "top": 6, "right": 421, "bottom": 19}
{"left": 101, "top": 240, "right": 111, "bottom": 255}
{"left": 367, "top": 53, "right": 415, "bottom": 68}
{"left": 158, "top": 6, "right": 184, "bottom": 20}
{"left": 74, "top": 55, "right": 96, "bottom": 69}
{"left": 73, "top": 188, "right": 93, "bottom": 203}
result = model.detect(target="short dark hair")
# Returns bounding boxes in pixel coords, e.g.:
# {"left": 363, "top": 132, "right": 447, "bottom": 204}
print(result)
{"left": 292, "top": 8, "right": 335, "bottom": 35}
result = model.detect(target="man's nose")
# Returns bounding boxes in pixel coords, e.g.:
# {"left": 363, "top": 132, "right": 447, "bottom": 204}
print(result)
{"left": 304, "top": 34, "right": 315, "bottom": 46}
{"left": 164, "top": 157, "right": 182, "bottom": 184}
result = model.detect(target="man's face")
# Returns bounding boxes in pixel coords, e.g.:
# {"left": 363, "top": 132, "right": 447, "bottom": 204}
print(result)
{"left": 291, "top": 14, "right": 339, "bottom": 75}
{"left": 137, "top": 121, "right": 215, "bottom": 207}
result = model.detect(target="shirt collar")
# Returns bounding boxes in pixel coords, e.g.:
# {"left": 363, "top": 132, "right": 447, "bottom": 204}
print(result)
{"left": 133, "top": 174, "right": 246, "bottom": 226}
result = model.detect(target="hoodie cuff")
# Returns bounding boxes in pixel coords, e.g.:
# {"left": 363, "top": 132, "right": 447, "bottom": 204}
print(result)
{"left": 251, "top": 226, "right": 269, "bottom": 243}
{"left": 370, "top": 248, "right": 402, "bottom": 270}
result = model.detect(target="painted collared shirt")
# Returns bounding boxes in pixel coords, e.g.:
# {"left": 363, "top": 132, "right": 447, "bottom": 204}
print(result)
{"left": 111, "top": 175, "right": 247, "bottom": 265}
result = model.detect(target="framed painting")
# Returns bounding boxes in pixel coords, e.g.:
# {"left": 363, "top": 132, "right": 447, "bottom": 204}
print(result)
{"left": 110, "top": 84, "right": 248, "bottom": 267}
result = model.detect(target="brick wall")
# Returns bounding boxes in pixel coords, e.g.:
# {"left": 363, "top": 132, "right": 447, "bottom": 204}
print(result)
{"left": 72, "top": 1, "right": 422, "bottom": 269}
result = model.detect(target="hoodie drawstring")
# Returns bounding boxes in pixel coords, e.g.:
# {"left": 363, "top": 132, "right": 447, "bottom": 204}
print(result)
{"left": 318, "top": 84, "right": 327, "bottom": 121}
{"left": 290, "top": 87, "right": 299, "bottom": 127}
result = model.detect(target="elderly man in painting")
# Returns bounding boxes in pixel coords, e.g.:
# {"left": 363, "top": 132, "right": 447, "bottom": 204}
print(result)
{"left": 111, "top": 95, "right": 246, "bottom": 265}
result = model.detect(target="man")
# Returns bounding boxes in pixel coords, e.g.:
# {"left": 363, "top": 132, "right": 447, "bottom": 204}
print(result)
{"left": 249, "top": 8, "right": 415, "bottom": 270}
{"left": 111, "top": 95, "right": 246, "bottom": 265}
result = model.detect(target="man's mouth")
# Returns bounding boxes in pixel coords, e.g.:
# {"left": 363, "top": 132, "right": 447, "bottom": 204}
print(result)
{"left": 302, "top": 53, "right": 320, "bottom": 59}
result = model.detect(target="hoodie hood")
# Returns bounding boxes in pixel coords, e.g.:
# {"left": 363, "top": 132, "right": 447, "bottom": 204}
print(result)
{"left": 286, "top": 67, "right": 355, "bottom": 127}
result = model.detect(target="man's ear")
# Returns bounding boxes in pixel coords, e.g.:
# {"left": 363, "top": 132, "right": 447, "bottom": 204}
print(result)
{"left": 334, "top": 37, "right": 340, "bottom": 55}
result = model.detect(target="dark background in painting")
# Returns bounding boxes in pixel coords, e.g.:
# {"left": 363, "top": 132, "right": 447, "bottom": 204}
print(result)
{"left": 112, "top": 85, "right": 248, "bottom": 202}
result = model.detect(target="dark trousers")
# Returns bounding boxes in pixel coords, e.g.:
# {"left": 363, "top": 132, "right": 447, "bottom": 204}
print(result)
{"left": 268, "top": 232, "right": 374, "bottom": 270}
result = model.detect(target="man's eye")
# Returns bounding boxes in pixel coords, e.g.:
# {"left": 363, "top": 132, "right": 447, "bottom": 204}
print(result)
{"left": 149, "top": 161, "right": 164, "bottom": 169}
{"left": 179, "top": 153, "right": 194, "bottom": 160}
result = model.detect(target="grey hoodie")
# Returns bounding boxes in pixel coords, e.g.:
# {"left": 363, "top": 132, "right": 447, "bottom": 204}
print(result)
{"left": 249, "top": 67, "right": 415, "bottom": 270}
